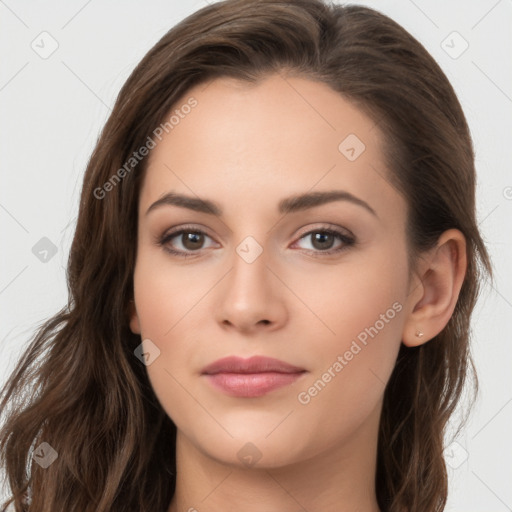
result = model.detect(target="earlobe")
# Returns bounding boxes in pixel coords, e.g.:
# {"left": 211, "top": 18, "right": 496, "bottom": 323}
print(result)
{"left": 129, "top": 299, "right": 141, "bottom": 335}
{"left": 402, "top": 229, "right": 467, "bottom": 347}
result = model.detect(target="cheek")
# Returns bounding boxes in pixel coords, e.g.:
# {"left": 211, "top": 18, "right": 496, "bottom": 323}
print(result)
{"left": 131, "top": 251, "right": 216, "bottom": 417}
{"left": 288, "top": 243, "right": 406, "bottom": 351}
{"left": 290, "top": 246, "right": 407, "bottom": 399}
{"left": 132, "top": 245, "right": 213, "bottom": 338}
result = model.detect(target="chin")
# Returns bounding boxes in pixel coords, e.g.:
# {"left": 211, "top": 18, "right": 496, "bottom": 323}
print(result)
{"left": 199, "top": 428, "right": 312, "bottom": 470}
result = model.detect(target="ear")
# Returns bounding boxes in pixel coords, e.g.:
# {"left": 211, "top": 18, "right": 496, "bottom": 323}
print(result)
{"left": 402, "top": 229, "right": 467, "bottom": 347}
{"left": 129, "top": 299, "right": 141, "bottom": 335}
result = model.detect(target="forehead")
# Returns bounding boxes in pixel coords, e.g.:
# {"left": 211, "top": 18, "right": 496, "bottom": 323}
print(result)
{"left": 140, "top": 74, "right": 404, "bottom": 223}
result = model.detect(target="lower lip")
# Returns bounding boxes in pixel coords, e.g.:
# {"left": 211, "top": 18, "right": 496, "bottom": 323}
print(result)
{"left": 204, "top": 372, "right": 305, "bottom": 397}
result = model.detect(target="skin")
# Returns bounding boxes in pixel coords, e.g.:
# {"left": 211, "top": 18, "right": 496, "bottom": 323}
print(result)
{"left": 129, "top": 73, "right": 467, "bottom": 512}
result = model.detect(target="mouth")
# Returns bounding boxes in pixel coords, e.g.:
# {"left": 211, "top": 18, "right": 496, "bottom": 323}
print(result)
{"left": 201, "top": 355, "right": 307, "bottom": 398}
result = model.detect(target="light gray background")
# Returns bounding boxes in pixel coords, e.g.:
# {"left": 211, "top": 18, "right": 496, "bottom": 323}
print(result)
{"left": 1, "top": 1, "right": 511, "bottom": 510}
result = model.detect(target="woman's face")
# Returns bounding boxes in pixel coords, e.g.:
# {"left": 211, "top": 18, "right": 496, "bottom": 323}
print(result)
{"left": 130, "top": 73, "right": 419, "bottom": 468}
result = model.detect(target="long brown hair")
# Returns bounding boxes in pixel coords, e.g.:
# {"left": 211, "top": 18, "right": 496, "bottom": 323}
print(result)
{"left": 0, "top": 1, "right": 493, "bottom": 510}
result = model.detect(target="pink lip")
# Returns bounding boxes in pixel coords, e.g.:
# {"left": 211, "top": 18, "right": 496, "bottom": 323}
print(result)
{"left": 201, "top": 356, "right": 307, "bottom": 398}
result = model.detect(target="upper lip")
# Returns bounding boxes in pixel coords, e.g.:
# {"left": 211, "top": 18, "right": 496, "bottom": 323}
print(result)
{"left": 201, "top": 356, "right": 306, "bottom": 375}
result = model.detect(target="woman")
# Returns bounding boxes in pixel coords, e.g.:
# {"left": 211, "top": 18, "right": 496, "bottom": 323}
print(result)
{"left": 0, "top": 0, "right": 493, "bottom": 510}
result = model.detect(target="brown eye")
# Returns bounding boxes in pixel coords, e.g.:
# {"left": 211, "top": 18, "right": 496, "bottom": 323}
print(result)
{"left": 158, "top": 225, "right": 355, "bottom": 259}
{"left": 180, "top": 232, "right": 205, "bottom": 250}
{"left": 294, "top": 228, "right": 355, "bottom": 256}
{"left": 310, "top": 231, "right": 336, "bottom": 251}
{"left": 158, "top": 227, "right": 216, "bottom": 258}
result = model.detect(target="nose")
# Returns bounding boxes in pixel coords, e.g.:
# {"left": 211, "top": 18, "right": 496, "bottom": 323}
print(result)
{"left": 215, "top": 242, "right": 288, "bottom": 334}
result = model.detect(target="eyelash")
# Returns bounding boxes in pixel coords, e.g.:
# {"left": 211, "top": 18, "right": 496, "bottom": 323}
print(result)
{"left": 156, "top": 224, "right": 356, "bottom": 259}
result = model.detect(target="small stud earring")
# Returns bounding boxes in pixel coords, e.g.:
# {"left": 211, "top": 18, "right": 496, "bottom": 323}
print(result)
{"left": 415, "top": 330, "right": 424, "bottom": 338}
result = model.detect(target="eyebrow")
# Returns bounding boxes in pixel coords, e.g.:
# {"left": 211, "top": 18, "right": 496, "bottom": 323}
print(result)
{"left": 145, "top": 190, "right": 377, "bottom": 218}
